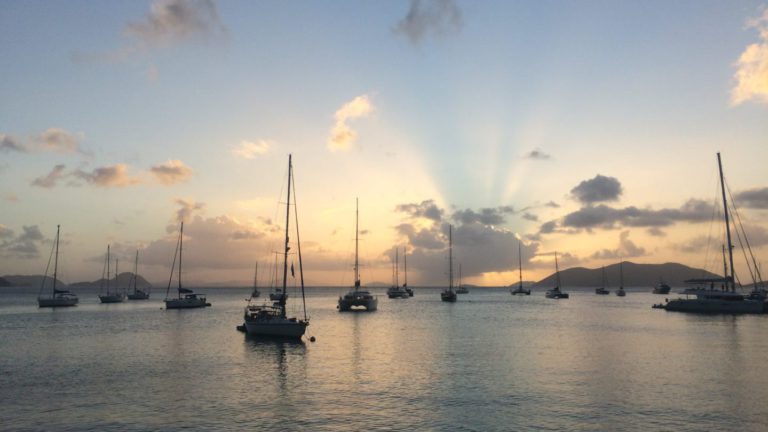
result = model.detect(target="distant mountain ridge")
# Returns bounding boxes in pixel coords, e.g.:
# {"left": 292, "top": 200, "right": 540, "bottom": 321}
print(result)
{"left": 2, "top": 273, "right": 152, "bottom": 290}
{"left": 68, "top": 272, "right": 153, "bottom": 291}
{"left": 2, "top": 275, "right": 68, "bottom": 289}
{"left": 534, "top": 262, "right": 721, "bottom": 287}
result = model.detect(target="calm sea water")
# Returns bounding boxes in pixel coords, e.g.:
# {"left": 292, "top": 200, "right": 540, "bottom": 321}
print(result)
{"left": 1, "top": 286, "right": 767, "bottom": 431}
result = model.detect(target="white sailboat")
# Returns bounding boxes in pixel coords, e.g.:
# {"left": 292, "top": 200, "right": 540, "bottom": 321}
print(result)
{"left": 339, "top": 198, "right": 378, "bottom": 311}
{"left": 164, "top": 221, "right": 210, "bottom": 309}
{"left": 545, "top": 252, "right": 569, "bottom": 299}
{"left": 510, "top": 240, "right": 531, "bottom": 295}
{"left": 661, "top": 153, "right": 764, "bottom": 314}
{"left": 37, "top": 225, "right": 78, "bottom": 307}
{"left": 127, "top": 250, "right": 150, "bottom": 300}
{"left": 615, "top": 261, "right": 626, "bottom": 297}
{"left": 441, "top": 225, "right": 457, "bottom": 302}
{"left": 243, "top": 154, "right": 310, "bottom": 338}
{"left": 99, "top": 245, "right": 125, "bottom": 303}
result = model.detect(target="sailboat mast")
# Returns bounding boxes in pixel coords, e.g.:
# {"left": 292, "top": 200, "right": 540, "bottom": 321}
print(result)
{"left": 133, "top": 250, "right": 138, "bottom": 293}
{"left": 178, "top": 221, "right": 183, "bottom": 298}
{"left": 354, "top": 197, "right": 360, "bottom": 289}
{"left": 717, "top": 152, "right": 736, "bottom": 292}
{"left": 518, "top": 240, "right": 523, "bottom": 290}
{"left": 404, "top": 247, "right": 408, "bottom": 286}
{"left": 396, "top": 248, "right": 400, "bottom": 288}
{"left": 449, "top": 225, "right": 453, "bottom": 290}
{"left": 107, "top": 244, "right": 111, "bottom": 294}
{"left": 290, "top": 168, "right": 308, "bottom": 321}
{"left": 619, "top": 259, "right": 624, "bottom": 289}
{"left": 722, "top": 244, "right": 728, "bottom": 283}
{"left": 555, "top": 252, "right": 561, "bottom": 288}
{"left": 281, "top": 154, "right": 292, "bottom": 312}
{"left": 254, "top": 262, "right": 258, "bottom": 290}
{"left": 52, "top": 225, "right": 60, "bottom": 295}
{"left": 115, "top": 257, "right": 119, "bottom": 294}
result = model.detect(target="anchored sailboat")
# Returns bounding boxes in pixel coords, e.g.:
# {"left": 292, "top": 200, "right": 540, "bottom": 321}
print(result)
{"left": 339, "top": 198, "right": 378, "bottom": 311}
{"left": 511, "top": 239, "right": 530, "bottom": 295}
{"left": 441, "top": 225, "right": 457, "bottom": 302}
{"left": 545, "top": 252, "right": 569, "bottom": 299}
{"left": 250, "top": 262, "right": 261, "bottom": 298}
{"left": 127, "top": 250, "right": 150, "bottom": 300}
{"left": 455, "top": 264, "right": 469, "bottom": 294}
{"left": 164, "top": 222, "right": 210, "bottom": 309}
{"left": 99, "top": 245, "right": 125, "bottom": 303}
{"left": 387, "top": 248, "right": 409, "bottom": 298}
{"left": 615, "top": 261, "right": 626, "bottom": 297}
{"left": 595, "top": 266, "right": 609, "bottom": 295}
{"left": 403, "top": 247, "right": 413, "bottom": 297}
{"left": 243, "top": 154, "right": 310, "bottom": 338}
{"left": 37, "top": 225, "right": 78, "bottom": 307}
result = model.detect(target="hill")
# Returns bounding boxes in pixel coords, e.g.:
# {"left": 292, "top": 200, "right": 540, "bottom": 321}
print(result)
{"left": 2, "top": 275, "right": 68, "bottom": 288}
{"left": 534, "top": 262, "right": 721, "bottom": 287}
{"left": 68, "top": 272, "right": 153, "bottom": 291}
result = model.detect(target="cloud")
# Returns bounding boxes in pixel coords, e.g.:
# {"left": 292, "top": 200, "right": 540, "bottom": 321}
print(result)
{"left": 524, "top": 149, "right": 551, "bottom": 160}
{"left": 394, "top": 0, "right": 463, "bottom": 45}
{"left": 731, "top": 8, "right": 768, "bottom": 105}
{"left": 173, "top": 198, "right": 206, "bottom": 224}
{"left": 570, "top": 174, "right": 623, "bottom": 204}
{"left": 560, "top": 199, "right": 715, "bottom": 230}
{"left": 34, "top": 128, "right": 87, "bottom": 155}
{"left": 31, "top": 164, "right": 67, "bottom": 188}
{"left": 647, "top": 227, "right": 666, "bottom": 237}
{"left": 73, "top": 164, "right": 141, "bottom": 187}
{"left": 125, "top": 0, "right": 227, "bottom": 48}
{"left": 590, "top": 230, "right": 647, "bottom": 259}
{"left": 396, "top": 223, "right": 444, "bottom": 249}
{"left": 734, "top": 187, "right": 768, "bottom": 209}
{"left": 327, "top": 94, "right": 374, "bottom": 151}
{"left": 232, "top": 139, "right": 272, "bottom": 159}
{"left": 1, "top": 134, "right": 26, "bottom": 153}
{"left": 451, "top": 206, "right": 515, "bottom": 225}
{"left": 0, "top": 225, "right": 46, "bottom": 259}
{"left": 545, "top": 201, "right": 560, "bottom": 208}
{"left": 521, "top": 212, "right": 539, "bottom": 222}
{"left": 395, "top": 199, "right": 444, "bottom": 221}
{"left": 150, "top": 159, "right": 193, "bottom": 184}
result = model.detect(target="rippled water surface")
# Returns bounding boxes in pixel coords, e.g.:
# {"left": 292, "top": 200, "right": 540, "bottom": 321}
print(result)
{"left": 2, "top": 286, "right": 767, "bottom": 431}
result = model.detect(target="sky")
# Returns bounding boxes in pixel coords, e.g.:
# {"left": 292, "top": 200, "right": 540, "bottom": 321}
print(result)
{"left": 1, "top": 0, "right": 768, "bottom": 287}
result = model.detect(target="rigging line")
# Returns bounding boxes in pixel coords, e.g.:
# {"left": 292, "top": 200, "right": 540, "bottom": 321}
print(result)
{"left": 726, "top": 181, "right": 763, "bottom": 286}
{"left": 39, "top": 232, "right": 56, "bottom": 295}
{"left": 702, "top": 184, "right": 720, "bottom": 277}
{"left": 291, "top": 166, "right": 308, "bottom": 322}
{"left": 165, "top": 227, "right": 181, "bottom": 299}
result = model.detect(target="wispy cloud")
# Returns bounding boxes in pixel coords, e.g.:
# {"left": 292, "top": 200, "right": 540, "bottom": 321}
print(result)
{"left": 150, "top": 159, "right": 193, "bottom": 184}
{"left": 524, "top": 149, "right": 552, "bottom": 160}
{"left": 0, "top": 225, "right": 46, "bottom": 259}
{"left": 394, "top": 0, "right": 463, "bottom": 45}
{"left": 590, "top": 230, "right": 647, "bottom": 259}
{"left": 232, "top": 139, "right": 272, "bottom": 159}
{"left": 73, "top": 164, "right": 141, "bottom": 187}
{"left": 0, "top": 134, "right": 26, "bottom": 153}
{"left": 34, "top": 128, "right": 88, "bottom": 155}
{"left": 731, "top": 7, "right": 768, "bottom": 105}
{"left": 31, "top": 164, "right": 68, "bottom": 188}
{"left": 125, "top": 0, "right": 227, "bottom": 48}
{"left": 173, "top": 198, "right": 206, "bottom": 224}
{"left": 734, "top": 186, "right": 768, "bottom": 209}
{"left": 327, "top": 95, "right": 374, "bottom": 152}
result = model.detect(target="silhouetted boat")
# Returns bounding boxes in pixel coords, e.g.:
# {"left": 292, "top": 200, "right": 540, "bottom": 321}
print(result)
{"left": 250, "top": 262, "right": 261, "bottom": 298}
{"left": 441, "top": 225, "right": 457, "bottom": 302}
{"left": 164, "top": 221, "right": 210, "bottom": 309}
{"left": 243, "top": 154, "right": 309, "bottom": 338}
{"left": 511, "top": 240, "right": 531, "bottom": 295}
{"left": 595, "top": 266, "right": 609, "bottom": 295}
{"left": 386, "top": 248, "right": 409, "bottom": 298}
{"left": 660, "top": 153, "right": 764, "bottom": 314}
{"left": 545, "top": 252, "right": 569, "bottom": 299}
{"left": 339, "top": 198, "right": 378, "bottom": 311}
{"left": 403, "top": 247, "right": 413, "bottom": 296}
{"left": 652, "top": 279, "right": 671, "bottom": 294}
{"left": 616, "top": 261, "right": 626, "bottom": 297}
{"left": 98, "top": 245, "right": 124, "bottom": 303}
{"left": 127, "top": 250, "right": 150, "bottom": 300}
{"left": 455, "top": 264, "right": 469, "bottom": 294}
{"left": 37, "top": 225, "right": 78, "bottom": 307}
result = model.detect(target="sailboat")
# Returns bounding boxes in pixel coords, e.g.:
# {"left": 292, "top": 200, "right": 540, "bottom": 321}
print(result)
{"left": 545, "top": 252, "right": 569, "bottom": 299}
{"left": 99, "top": 245, "right": 125, "bottom": 303}
{"left": 267, "top": 253, "right": 286, "bottom": 301}
{"left": 455, "top": 264, "right": 469, "bottom": 294}
{"left": 403, "top": 247, "right": 413, "bottom": 296}
{"left": 127, "top": 250, "right": 150, "bottom": 300}
{"left": 441, "top": 225, "right": 457, "bottom": 302}
{"left": 510, "top": 239, "right": 531, "bottom": 295}
{"left": 243, "top": 154, "right": 310, "bottom": 338}
{"left": 615, "top": 261, "right": 626, "bottom": 296}
{"left": 652, "top": 278, "right": 671, "bottom": 294}
{"left": 37, "top": 225, "right": 78, "bottom": 307}
{"left": 338, "top": 198, "right": 378, "bottom": 311}
{"left": 661, "top": 153, "right": 764, "bottom": 314}
{"left": 387, "top": 248, "right": 409, "bottom": 298}
{"left": 250, "top": 262, "right": 261, "bottom": 298}
{"left": 164, "top": 221, "right": 211, "bottom": 309}
{"left": 595, "top": 266, "right": 609, "bottom": 295}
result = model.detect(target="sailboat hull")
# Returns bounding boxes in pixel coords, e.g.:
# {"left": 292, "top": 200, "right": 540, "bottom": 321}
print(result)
{"left": 244, "top": 319, "right": 308, "bottom": 339}
{"left": 441, "top": 291, "right": 457, "bottom": 302}
{"left": 165, "top": 298, "right": 210, "bottom": 309}
{"left": 38, "top": 297, "right": 78, "bottom": 307}
{"left": 664, "top": 298, "right": 765, "bottom": 314}
{"left": 338, "top": 296, "right": 378, "bottom": 311}
{"left": 99, "top": 294, "right": 125, "bottom": 303}
{"left": 127, "top": 291, "right": 150, "bottom": 300}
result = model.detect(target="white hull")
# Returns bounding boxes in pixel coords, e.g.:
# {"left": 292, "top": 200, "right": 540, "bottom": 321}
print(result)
{"left": 338, "top": 297, "right": 378, "bottom": 311}
{"left": 38, "top": 297, "right": 78, "bottom": 307}
{"left": 664, "top": 298, "right": 764, "bottom": 314}
{"left": 244, "top": 319, "right": 308, "bottom": 339}
{"left": 165, "top": 298, "right": 209, "bottom": 309}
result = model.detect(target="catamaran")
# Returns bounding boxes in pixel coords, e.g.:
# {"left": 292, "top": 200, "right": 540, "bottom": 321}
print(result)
{"left": 127, "top": 250, "right": 150, "bottom": 300}
{"left": 37, "top": 225, "right": 78, "bottom": 307}
{"left": 98, "top": 245, "right": 125, "bottom": 303}
{"left": 164, "top": 221, "right": 210, "bottom": 309}
{"left": 339, "top": 198, "right": 378, "bottom": 311}
{"left": 545, "top": 252, "right": 569, "bottom": 299}
{"left": 441, "top": 225, "right": 457, "bottom": 302}
{"left": 510, "top": 239, "right": 531, "bottom": 295}
{"left": 243, "top": 154, "right": 309, "bottom": 338}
